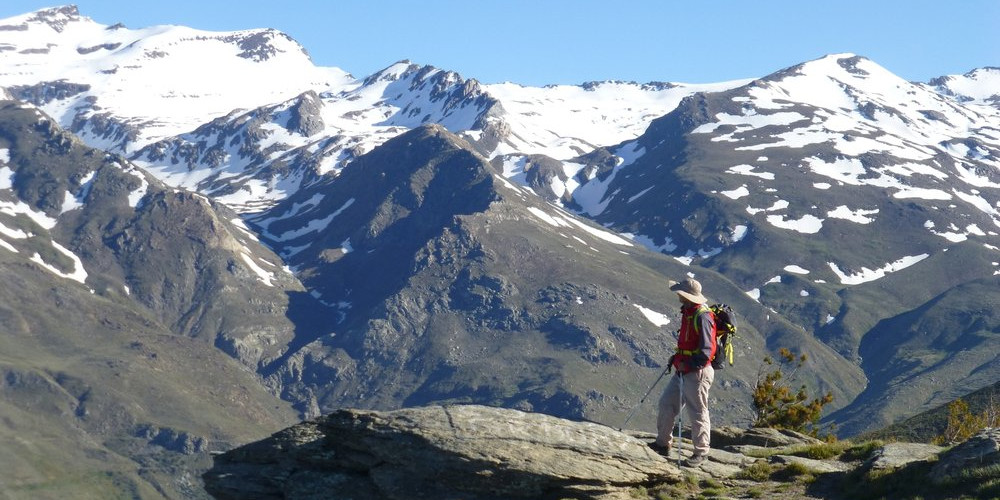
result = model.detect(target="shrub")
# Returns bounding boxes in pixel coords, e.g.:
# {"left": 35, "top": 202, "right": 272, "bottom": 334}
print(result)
{"left": 628, "top": 486, "right": 648, "bottom": 498}
{"left": 788, "top": 441, "right": 846, "bottom": 460}
{"left": 838, "top": 440, "right": 885, "bottom": 462}
{"left": 752, "top": 348, "right": 834, "bottom": 438}
{"left": 771, "top": 462, "right": 816, "bottom": 483}
{"left": 934, "top": 395, "right": 1000, "bottom": 445}
{"left": 734, "top": 461, "right": 778, "bottom": 481}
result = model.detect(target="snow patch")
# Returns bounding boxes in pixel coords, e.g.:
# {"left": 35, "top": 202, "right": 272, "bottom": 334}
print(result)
{"left": 31, "top": 241, "right": 88, "bottom": 284}
{"left": 827, "top": 205, "right": 879, "bottom": 224}
{"left": 628, "top": 186, "right": 654, "bottom": 203}
{"left": 0, "top": 221, "right": 29, "bottom": 240}
{"left": 61, "top": 170, "right": 97, "bottom": 213}
{"left": 273, "top": 198, "right": 354, "bottom": 241}
{"left": 784, "top": 265, "right": 810, "bottom": 274}
{"left": 721, "top": 185, "right": 750, "bottom": 200}
{"left": 634, "top": 304, "right": 671, "bottom": 327}
{"left": 0, "top": 238, "right": 17, "bottom": 253}
{"left": 828, "top": 254, "right": 930, "bottom": 285}
{"left": 624, "top": 232, "right": 678, "bottom": 253}
{"left": 766, "top": 213, "right": 824, "bottom": 233}
{"left": 0, "top": 198, "right": 58, "bottom": 229}
{"left": 731, "top": 225, "right": 748, "bottom": 242}
{"left": 747, "top": 199, "right": 789, "bottom": 215}
{"left": 526, "top": 206, "right": 633, "bottom": 246}
{"left": 240, "top": 252, "right": 275, "bottom": 287}
{"left": 727, "top": 164, "right": 775, "bottom": 180}
{"left": 0, "top": 166, "right": 13, "bottom": 190}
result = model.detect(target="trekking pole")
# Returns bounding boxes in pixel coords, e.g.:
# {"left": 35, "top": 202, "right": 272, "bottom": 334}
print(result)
{"left": 677, "top": 372, "right": 684, "bottom": 467}
{"left": 619, "top": 364, "right": 671, "bottom": 431}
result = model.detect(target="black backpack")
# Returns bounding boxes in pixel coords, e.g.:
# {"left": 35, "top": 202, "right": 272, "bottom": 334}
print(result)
{"left": 701, "top": 303, "right": 737, "bottom": 370}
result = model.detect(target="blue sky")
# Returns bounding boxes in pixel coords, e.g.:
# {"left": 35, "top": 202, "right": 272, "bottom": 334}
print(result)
{"left": 2, "top": 1, "right": 997, "bottom": 86}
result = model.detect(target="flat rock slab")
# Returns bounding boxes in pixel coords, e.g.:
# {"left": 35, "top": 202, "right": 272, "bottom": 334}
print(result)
{"left": 867, "top": 442, "right": 944, "bottom": 470}
{"left": 713, "top": 426, "right": 823, "bottom": 448}
{"left": 204, "top": 404, "right": 681, "bottom": 499}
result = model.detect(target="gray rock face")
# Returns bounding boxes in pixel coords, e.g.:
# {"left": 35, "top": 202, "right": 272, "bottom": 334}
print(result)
{"left": 711, "top": 426, "right": 823, "bottom": 448}
{"left": 930, "top": 427, "right": 1000, "bottom": 484}
{"left": 204, "top": 403, "right": 1000, "bottom": 499}
{"left": 286, "top": 91, "right": 324, "bottom": 137}
{"left": 204, "top": 404, "right": 680, "bottom": 499}
{"left": 866, "top": 442, "right": 944, "bottom": 470}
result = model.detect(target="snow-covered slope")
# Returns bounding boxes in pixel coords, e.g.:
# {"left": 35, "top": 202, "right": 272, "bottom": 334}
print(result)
{"left": 482, "top": 79, "right": 750, "bottom": 159}
{"left": 0, "top": 6, "right": 351, "bottom": 151}
{"left": 128, "top": 61, "right": 499, "bottom": 211}
{"left": 692, "top": 54, "right": 1000, "bottom": 228}
{"left": 928, "top": 67, "right": 1000, "bottom": 108}
{"left": 1, "top": 7, "right": 748, "bottom": 212}
{"left": 572, "top": 54, "right": 1000, "bottom": 260}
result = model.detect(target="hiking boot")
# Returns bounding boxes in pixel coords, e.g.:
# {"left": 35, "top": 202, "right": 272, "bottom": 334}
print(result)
{"left": 682, "top": 454, "right": 707, "bottom": 467}
{"left": 647, "top": 442, "right": 670, "bottom": 457}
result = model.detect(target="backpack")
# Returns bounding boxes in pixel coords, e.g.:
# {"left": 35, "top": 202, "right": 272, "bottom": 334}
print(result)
{"left": 698, "top": 303, "right": 737, "bottom": 370}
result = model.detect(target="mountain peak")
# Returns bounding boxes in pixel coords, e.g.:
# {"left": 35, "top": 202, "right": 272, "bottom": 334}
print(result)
{"left": 764, "top": 53, "right": 894, "bottom": 82}
{"left": 17, "top": 5, "right": 84, "bottom": 32}
{"left": 928, "top": 66, "right": 1000, "bottom": 107}
{"left": 224, "top": 27, "right": 308, "bottom": 62}
{"left": 363, "top": 60, "right": 463, "bottom": 87}
{"left": 364, "top": 60, "right": 422, "bottom": 83}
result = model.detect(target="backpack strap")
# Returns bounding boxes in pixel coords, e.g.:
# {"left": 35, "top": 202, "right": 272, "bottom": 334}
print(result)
{"left": 693, "top": 304, "right": 711, "bottom": 331}
{"left": 678, "top": 304, "right": 715, "bottom": 358}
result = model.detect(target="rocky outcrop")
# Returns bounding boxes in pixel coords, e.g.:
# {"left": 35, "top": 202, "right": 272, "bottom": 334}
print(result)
{"left": 930, "top": 427, "right": 1000, "bottom": 484}
{"left": 866, "top": 442, "right": 944, "bottom": 471}
{"left": 712, "top": 425, "right": 823, "bottom": 449}
{"left": 285, "top": 91, "right": 324, "bottom": 137}
{"left": 204, "top": 404, "right": 682, "bottom": 499}
{"left": 204, "top": 405, "right": 1000, "bottom": 500}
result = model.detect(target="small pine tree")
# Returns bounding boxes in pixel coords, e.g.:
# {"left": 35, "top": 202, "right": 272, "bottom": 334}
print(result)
{"left": 934, "top": 396, "right": 999, "bottom": 445}
{"left": 752, "top": 348, "right": 834, "bottom": 438}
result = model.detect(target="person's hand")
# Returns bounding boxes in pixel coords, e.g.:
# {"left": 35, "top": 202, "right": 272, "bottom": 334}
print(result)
{"left": 691, "top": 352, "right": 709, "bottom": 369}
{"left": 675, "top": 358, "right": 690, "bottom": 374}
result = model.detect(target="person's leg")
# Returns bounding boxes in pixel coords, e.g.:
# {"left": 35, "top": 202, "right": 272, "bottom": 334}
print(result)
{"left": 685, "top": 365, "right": 715, "bottom": 457}
{"left": 654, "top": 374, "right": 681, "bottom": 448}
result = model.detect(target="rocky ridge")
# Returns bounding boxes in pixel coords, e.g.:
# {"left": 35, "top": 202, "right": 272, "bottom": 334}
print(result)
{"left": 203, "top": 404, "right": 1000, "bottom": 500}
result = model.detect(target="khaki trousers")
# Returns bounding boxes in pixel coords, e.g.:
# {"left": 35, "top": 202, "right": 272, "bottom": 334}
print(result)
{"left": 655, "top": 365, "right": 715, "bottom": 456}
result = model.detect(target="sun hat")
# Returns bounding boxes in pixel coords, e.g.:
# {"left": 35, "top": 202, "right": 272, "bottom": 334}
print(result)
{"left": 668, "top": 278, "right": 708, "bottom": 304}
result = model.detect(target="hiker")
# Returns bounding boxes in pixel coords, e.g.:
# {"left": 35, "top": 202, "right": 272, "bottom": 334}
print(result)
{"left": 649, "top": 277, "right": 717, "bottom": 467}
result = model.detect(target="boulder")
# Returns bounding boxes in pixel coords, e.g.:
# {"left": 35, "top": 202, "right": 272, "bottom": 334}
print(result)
{"left": 203, "top": 404, "right": 681, "bottom": 499}
{"left": 929, "top": 428, "right": 1000, "bottom": 484}
{"left": 711, "top": 425, "right": 823, "bottom": 448}
{"left": 866, "top": 442, "right": 944, "bottom": 471}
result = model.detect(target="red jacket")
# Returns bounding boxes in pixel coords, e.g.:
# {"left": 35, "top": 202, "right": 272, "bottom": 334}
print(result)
{"left": 673, "top": 303, "right": 717, "bottom": 373}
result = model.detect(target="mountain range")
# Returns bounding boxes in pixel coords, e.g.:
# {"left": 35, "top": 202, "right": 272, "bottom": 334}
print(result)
{"left": 1, "top": 5, "right": 998, "bottom": 498}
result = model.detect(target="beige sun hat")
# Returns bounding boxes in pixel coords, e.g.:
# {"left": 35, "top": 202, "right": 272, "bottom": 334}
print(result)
{"left": 668, "top": 278, "right": 708, "bottom": 304}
